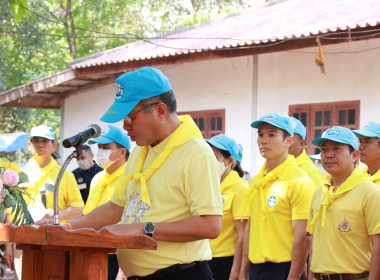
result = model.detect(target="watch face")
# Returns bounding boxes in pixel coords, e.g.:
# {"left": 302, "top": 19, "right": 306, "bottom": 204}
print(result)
{"left": 145, "top": 222, "right": 155, "bottom": 233}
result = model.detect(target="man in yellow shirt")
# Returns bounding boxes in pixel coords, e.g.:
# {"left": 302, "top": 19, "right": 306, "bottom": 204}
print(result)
{"left": 289, "top": 116, "right": 324, "bottom": 188}
{"left": 307, "top": 126, "right": 380, "bottom": 280}
{"left": 84, "top": 125, "right": 130, "bottom": 280}
{"left": 240, "top": 112, "right": 314, "bottom": 280}
{"left": 4, "top": 125, "right": 84, "bottom": 279}
{"left": 353, "top": 121, "right": 380, "bottom": 186}
{"left": 39, "top": 67, "right": 223, "bottom": 280}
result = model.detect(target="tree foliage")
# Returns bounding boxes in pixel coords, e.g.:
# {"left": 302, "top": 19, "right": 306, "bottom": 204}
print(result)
{"left": 0, "top": 0, "right": 256, "bottom": 162}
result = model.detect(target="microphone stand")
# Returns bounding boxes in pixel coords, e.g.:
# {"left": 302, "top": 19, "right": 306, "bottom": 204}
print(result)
{"left": 53, "top": 147, "right": 82, "bottom": 225}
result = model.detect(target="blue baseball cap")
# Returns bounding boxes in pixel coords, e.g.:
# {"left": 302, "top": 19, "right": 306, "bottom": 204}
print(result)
{"left": 289, "top": 117, "right": 306, "bottom": 140}
{"left": 251, "top": 112, "right": 294, "bottom": 136}
{"left": 100, "top": 67, "right": 172, "bottom": 123}
{"left": 88, "top": 125, "right": 131, "bottom": 151}
{"left": 206, "top": 134, "right": 240, "bottom": 163}
{"left": 353, "top": 121, "right": 380, "bottom": 138}
{"left": 29, "top": 125, "right": 55, "bottom": 141}
{"left": 312, "top": 126, "right": 359, "bottom": 150}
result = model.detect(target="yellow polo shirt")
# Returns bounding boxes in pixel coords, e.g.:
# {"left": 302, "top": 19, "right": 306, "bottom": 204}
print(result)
{"left": 307, "top": 178, "right": 380, "bottom": 274}
{"left": 83, "top": 162, "right": 127, "bottom": 215}
{"left": 23, "top": 157, "right": 84, "bottom": 223}
{"left": 246, "top": 155, "right": 314, "bottom": 264}
{"left": 112, "top": 137, "right": 222, "bottom": 277}
{"left": 209, "top": 170, "right": 249, "bottom": 257}
{"left": 296, "top": 149, "right": 324, "bottom": 188}
{"left": 362, "top": 167, "right": 380, "bottom": 186}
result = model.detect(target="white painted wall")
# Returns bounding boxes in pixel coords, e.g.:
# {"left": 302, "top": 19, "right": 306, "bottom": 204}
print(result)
{"left": 61, "top": 37, "right": 380, "bottom": 176}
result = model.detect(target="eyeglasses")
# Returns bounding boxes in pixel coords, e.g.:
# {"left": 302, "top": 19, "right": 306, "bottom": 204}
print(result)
{"left": 123, "top": 102, "right": 159, "bottom": 125}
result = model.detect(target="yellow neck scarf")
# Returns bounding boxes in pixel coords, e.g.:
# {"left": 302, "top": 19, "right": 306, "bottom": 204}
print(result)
{"left": 308, "top": 165, "right": 369, "bottom": 234}
{"left": 88, "top": 162, "right": 126, "bottom": 213}
{"left": 26, "top": 157, "right": 56, "bottom": 200}
{"left": 221, "top": 170, "right": 248, "bottom": 192}
{"left": 363, "top": 167, "right": 380, "bottom": 184}
{"left": 244, "top": 155, "right": 296, "bottom": 220}
{"left": 295, "top": 149, "right": 311, "bottom": 166}
{"left": 115, "top": 115, "right": 203, "bottom": 206}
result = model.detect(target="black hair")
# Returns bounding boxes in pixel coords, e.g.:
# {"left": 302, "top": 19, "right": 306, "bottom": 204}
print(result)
{"left": 141, "top": 90, "right": 177, "bottom": 113}
{"left": 115, "top": 142, "right": 130, "bottom": 160}
{"left": 81, "top": 144, "right": 92, "bottom": 154}
{"left": 282, "top": 129, "right": 291, "bottom": 140}
{"left": 233, "top": 161, "right": 245, "bottom": 178}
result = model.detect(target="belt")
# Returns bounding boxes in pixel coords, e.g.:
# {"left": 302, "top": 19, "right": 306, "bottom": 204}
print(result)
{"left": 313, "top": 272, "right": 369, "bottom": 280}
{"left": 128, "top": 261, "right": 202, "bottom": 280}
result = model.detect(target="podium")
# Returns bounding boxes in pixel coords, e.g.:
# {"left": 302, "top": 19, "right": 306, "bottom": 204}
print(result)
{"left": 0, "top": 223, "right": 157, "bottom": 280}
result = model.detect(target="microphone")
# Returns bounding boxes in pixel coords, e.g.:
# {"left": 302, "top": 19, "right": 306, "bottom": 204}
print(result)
{"left": 62, "top": 124, "right": 101, "bottom": 148}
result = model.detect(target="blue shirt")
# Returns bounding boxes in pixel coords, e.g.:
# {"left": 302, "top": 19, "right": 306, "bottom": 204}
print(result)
{"left": 72, "top": 161, "right": 103, "bottom": 203}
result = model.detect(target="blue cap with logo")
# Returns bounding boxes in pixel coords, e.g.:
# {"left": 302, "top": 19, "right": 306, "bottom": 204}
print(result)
{"left": 29, "top": 125, "right": 55, "bottom": 141}
{"left": 100, "top": 67, "right": 172, "bottom": 123}
{"left": 206, "top": 134, "right": 240, "bottom": 163}
{"left": 353, "top": 121, "right": 380, "bottom": 138}
{"left": 312, "top": 126, "right": 359, "bottom": 150}
{"left": 289, "top": 117, "right": 306, "bottom": 140}
{"left": 88, "top": 125, "right": 131, "bottom": 151}
{"left": 251, "top": 112, "right": 294, "bottom": 136}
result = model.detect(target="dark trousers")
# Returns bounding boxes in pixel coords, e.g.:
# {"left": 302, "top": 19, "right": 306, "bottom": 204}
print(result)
{"left": 208, "top": 256, "right": 234, "bottom": 280}
{"left": 250, "top": 262, "right": 291, "bottom": 280}
{"left": 128, "top": 261, "right": 213, "bottom": 280}
{"left": 108, "top": 254, "right": 119, "bottom": 280}
{"left": 250, "top": 262, "right": 305, "bottom": 280}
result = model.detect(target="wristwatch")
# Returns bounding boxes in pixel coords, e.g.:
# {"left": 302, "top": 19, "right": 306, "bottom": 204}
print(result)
{"left": 144, "top": 222, "right": 155, "bottom": 237}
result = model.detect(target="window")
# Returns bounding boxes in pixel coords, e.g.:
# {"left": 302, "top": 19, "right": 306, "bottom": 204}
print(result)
{"left": 178, "top": 109, "right": 225, "bottom": 139}
{"left": 289, "top": 100, "right": 360, "bottom": 155}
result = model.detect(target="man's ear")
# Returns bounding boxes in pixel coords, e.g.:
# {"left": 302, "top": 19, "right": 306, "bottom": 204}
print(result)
{"left": 300, "top": 139, "right": 307, "bottom": 149}
{"left": 352, "top": 149, "right": 360, "bottom": 163}
{"left": 155, "top": 103, "right": 168, "bottom": 120}
{"left": 285, "top": 136, "right": 294, "bottom": 148}
{"left": 52, "top": 142, "right": 58, "bottom": 150}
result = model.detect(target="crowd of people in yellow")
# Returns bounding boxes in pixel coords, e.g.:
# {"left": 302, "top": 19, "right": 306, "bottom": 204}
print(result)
{"left": 3, "top": 67, "right": 380, "bottom": 280}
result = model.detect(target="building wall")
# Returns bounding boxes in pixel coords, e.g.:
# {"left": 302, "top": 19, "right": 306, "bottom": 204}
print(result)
{"left": 62, "top": 38, "right": 380, "bottom": 174}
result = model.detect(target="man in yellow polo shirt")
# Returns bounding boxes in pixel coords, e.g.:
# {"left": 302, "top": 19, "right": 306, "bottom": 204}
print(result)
{"left": 289, "top": 116, "right": 324, "bottom": 188}
{"left": 4, "top": 125, "right": 84, "bottom": 279}
{"left": 38, "top": 67, "right": 223, "bottom": 280}
{"left": 307, "top": 126, "right": 380, "bottom": 280}
{"left": 240, "top": 112, "right": 314, "bottom": 280}
{"left": 84, "top": 124, "right": 130, "bottom": 280}
{"left": 353, "top": 121, "right": 380, "bottom": 186}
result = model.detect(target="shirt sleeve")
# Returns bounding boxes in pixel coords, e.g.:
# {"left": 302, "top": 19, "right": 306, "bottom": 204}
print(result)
{"left": 60, "top": 171, "right": 84, "bottom": 209}
{"left": 290, "top": 177, "right": 314, "bottom": 220}
{"left": 364, "top": 186, "right": 380, "bottom": 235}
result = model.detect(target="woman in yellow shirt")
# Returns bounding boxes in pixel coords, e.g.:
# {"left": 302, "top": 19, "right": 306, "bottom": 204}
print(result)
{"left": 206, "top": 134, "right": 249, "bottom": 280}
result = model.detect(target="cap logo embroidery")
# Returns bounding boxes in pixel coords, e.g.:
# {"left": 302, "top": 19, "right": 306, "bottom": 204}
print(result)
{"left": 102, "top": 126, "right": 110, "bottom": 136}
{"left": 115, "top": 81, "right": 124, "bottom": 100}
{"left": 267, "top": 196, "right": 277, "bottom": 208}
{"left": 337, "top": 216, "right": 352, "bottom": 232}
{"left": 325, "top": 127, "right": 340, "bottom": 136}
{"left": 265, "top": 112, "right": 278, "bottom": 120}
{"left": 214, "top": 134, "right": 224, "bottom": 140}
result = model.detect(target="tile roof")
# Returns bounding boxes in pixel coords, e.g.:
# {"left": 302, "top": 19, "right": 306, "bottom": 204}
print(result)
{"left": 70, "top": 0, "right": 380, "bottom": 69}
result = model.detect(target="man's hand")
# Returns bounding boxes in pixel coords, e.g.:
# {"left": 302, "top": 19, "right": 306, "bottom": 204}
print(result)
{"left": 34, "top": 216, "right": 54, "bottom": 225}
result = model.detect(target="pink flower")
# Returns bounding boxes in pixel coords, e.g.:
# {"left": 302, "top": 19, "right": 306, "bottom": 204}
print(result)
{"left": 1, "top": 169, "right": 19, "bottom": 187}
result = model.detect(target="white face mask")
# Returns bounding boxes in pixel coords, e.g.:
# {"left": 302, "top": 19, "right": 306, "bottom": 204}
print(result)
{"left": 217, "top": 160, "right": 227, "bottom": 176}
{"left": 77, "top": 159, "right": 91, "bottom": 170}
{"left": 95, "top": 148, "right": 119, "bottom": 169}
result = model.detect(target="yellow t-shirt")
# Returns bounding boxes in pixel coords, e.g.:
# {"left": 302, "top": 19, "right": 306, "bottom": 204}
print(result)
{"left": 23, "top": 157, "right": 84, "bottom": 223}
{"left": 209, "top": 170, "right": 249, "bottom": 257}
{"left": 247, "top": 155, "right": 314, "bottom": 264}
{"left": 83, "top": 162, "right": 127, "bottom": 215}
{"left": 307, "top": 178, "right": 380, "bottom": 274}
{"left": 362, "top": 167, "right": 380, "bottom": 186}
{"left": 296, "top": 149, "right": 324, "bottom": 188}
{"left": 111, "top": 137, "right": 222, "bottom": 277}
